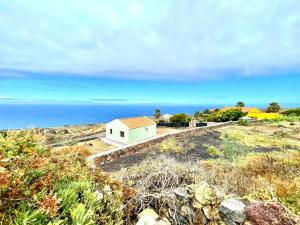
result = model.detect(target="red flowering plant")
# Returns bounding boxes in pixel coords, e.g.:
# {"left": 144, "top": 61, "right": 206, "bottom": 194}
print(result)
{"left": 0, "top": 130, "right": 135, "bottom": 224}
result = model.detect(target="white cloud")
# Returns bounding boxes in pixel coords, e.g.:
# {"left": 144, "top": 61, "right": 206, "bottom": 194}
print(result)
{"left": 0, "top": 0, "right": 299, "bottom": 80}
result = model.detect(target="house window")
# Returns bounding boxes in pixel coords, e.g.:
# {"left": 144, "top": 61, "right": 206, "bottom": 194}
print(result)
{"left": 120, "top": 131, "right": 125, "bottom": 137}
{"left": 110, "top": 129, "right": 112, "bottom": 134}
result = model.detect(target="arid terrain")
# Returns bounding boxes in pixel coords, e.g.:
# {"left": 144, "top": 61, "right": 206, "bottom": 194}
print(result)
{"left": 100, "top": 121, "right": 299, "bottom": 172}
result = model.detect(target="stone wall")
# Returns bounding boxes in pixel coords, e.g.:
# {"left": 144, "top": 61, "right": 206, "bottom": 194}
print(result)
{"left": 93, "top": 121, "right": 237, "bottom": 165}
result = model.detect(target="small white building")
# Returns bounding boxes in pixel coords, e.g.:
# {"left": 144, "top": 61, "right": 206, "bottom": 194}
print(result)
{"left": 105, "top": 116, "right": 156, "bottom": 145}
{"left": 162, "top": 114, "right": 173, "bottom": 121}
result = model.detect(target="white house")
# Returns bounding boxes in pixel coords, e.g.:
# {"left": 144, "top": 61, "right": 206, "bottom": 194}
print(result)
{"left": 162, "top": 114, "right": 173, "bottom": 121}
{"left": 105, "top": 116, "right": 156, "bottom": 145}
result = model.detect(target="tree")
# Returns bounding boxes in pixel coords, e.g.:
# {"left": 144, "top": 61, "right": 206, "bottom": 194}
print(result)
{"left": 207, "top": 109, "right": 245, "bottom": 122}
{"left": 266, "top": 102, "right": 280, "bottom": 113}
{"left": 194, "top": 111, "right": 203, "bottom": 118}
{"left": 170, "top": 113, "right": 191, "bottom": 123}
{"left": 203, "top": 109, "right": 211, "bottom": 114}
{"left": 236, "top": 101, "right": 245, "bottom": 107}
{"left": 154, "top": 108, "right": 161, "bottom": 119}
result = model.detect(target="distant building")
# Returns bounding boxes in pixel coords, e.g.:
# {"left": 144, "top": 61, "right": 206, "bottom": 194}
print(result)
{"left": 105, "top": 116, "right": 156, "bottom": 145}
{"left": 220, "top": 106, "right": 260, "bottom": 113}
{"left": 162, "top": 114, "right": 173, "bottom": 121}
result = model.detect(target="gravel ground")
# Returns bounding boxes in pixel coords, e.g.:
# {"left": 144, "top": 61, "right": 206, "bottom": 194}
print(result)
{"left": 100, "top": 128, "right": 282, "bottom": 172}
{"left": 101, "top": 130, "right": 223, "bottom": 172}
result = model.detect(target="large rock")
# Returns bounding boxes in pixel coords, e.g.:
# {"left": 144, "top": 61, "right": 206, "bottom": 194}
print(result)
{"left": 191, "top": 182, "right": 215, "bottom": 208}
{"left": 245, "top": 202, "right": 297, "bottom": 225}
{"left": 219, "top": 198, "right": 246, "bottom": 224}
{"left": 173, "top": 187, "right": 189, "bottom": 201}
{"left": 137, "top": 208, "right": 159, "bottom": 225}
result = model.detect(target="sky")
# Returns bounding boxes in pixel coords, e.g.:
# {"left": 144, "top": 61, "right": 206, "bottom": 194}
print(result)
{"left": 0, "top": 0, "right": 299, "bottom": 106}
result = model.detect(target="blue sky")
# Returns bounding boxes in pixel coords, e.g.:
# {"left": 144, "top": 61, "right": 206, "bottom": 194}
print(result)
{"left": 0, "top": 0, "right": 299, "bottom": 106}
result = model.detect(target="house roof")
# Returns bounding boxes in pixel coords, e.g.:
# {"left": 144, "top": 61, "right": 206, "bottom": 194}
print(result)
{"left": 119, "top": 116, "right": 156, "bottom": 129}
{"left": 221, "top": 106, "right": 260, "bottom": 113}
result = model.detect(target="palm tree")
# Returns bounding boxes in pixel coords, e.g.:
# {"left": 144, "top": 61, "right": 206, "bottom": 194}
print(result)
{"left": 154, "top": 108, "right": 161, "bottom": 119}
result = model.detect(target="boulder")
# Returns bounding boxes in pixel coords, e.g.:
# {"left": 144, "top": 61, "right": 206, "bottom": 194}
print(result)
{"left": 138, "top": 208, "right": 159, "bottom": 220}
{"left": 173, "top": 187, "right": 189, "bottom": 200}
{"left": 245, "top": 202, "right": 297, "bottom": 225}
{"left": 136, "top": 216, "right": 156, "bottom": 225}
{"left": 191, "top": 182, "right": 215, "bottom": 208}
{"left": 219, "top": 198, "right": 246, "bottom": 223}
{"left": 137, "top": 208, "right": 159, "bottom": 225}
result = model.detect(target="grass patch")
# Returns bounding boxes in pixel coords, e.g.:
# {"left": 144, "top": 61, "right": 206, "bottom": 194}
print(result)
{"left": 217, "top": 122, "right": 300, "bottom": 150}
{"left": 201, "top": 150, "right": 300, "bottom": 215}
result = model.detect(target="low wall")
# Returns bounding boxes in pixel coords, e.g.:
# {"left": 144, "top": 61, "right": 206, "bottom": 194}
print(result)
{"left": 91, "top": 121, "right": 237, "bottom": 165}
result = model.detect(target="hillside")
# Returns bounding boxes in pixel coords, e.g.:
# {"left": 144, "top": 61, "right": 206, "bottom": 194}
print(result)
{"left": 0, "top": 118, "right": 299, "bottom": 224}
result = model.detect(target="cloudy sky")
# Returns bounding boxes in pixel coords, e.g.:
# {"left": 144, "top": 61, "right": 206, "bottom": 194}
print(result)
{"left": 0, "top": 0, "right": 299, "bottom": 105}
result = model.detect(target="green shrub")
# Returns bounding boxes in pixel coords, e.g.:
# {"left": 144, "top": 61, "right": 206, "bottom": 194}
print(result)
{"left": 203, "top": 144, "right": 220, "bottom": 157}
{"left": 160, "top": 138, "right": 183, "bottom": 153}
{"left": 0, "top": 130, "right": 132, "bottom": 224}
{"left": 281, "top": 108, "right": 300, "bottom": 116}
{"left": 169, "top": 113, "right": 191, "bottom": 123}
{"left": 207, "top": 109, "right": 245, "bottom": 122}
{"left": 238, "top": 119, "right": 250, "bottom": 126}
{"left": 220, "top": 137, "right": 251, "bottom": 161}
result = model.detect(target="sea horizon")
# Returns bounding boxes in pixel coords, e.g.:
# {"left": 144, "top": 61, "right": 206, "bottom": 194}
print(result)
{"left": 0, "top": 102, "right": 299, "bottom": 130}
{"left": 0, "top": 103, "right": 222, "bottom": 130}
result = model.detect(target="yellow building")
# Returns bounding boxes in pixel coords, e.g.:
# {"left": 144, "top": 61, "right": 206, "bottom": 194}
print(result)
{"left": 247, "top": 112, "right": 281, "bottom": 120}
{"left": 221, "top": 106, "right": 261, "bottom": 113}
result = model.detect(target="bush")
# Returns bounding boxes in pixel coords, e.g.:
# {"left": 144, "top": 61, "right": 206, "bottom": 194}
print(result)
{"left": 114, "top": 156, "right": 202, "bottom": 214}
{"left": 204, "top": 144, "right": 220, "bottom": 157}
{"left": 201, "top": 150, "right": 300, "bottom": 215}
{"left": 207, "top": 109, "right": 245, "bottom": 122}
{"left": 281, "top": 108, "right": 300, "bottom": 116}
{"left": 169, "top": 113, "right": 191, "bottom": 123}
{"left": 160, "top": 138, "right": 183, "bottom": 153}
{"left": 238, "top": 119, "right": 250, "bottom": 126}
{"left": 0, "top": 130, "right": 134, "bottom": 224}
{"left": 220, "top": 137, "right": 251, "bottom": 161}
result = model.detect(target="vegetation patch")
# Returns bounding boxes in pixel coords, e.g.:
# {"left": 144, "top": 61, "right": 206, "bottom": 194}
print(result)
{"left": 0, "top": 130, "right": 135, "bottom": 224}
{"left": 217, "top": 122, "right": 300, "bottom": 150}
{"left": 160, "top": 138, "right": 183, "bottom": 153}
{"left": 201, "top": 150, "right": 300, "bottom": 215}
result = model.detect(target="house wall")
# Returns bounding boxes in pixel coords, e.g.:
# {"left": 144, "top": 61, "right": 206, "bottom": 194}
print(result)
{"left": 128, "top": 124, "right": 156, "bottom": 144}
{"left": 106, "top": 120, "right": 129, "bottom": 144}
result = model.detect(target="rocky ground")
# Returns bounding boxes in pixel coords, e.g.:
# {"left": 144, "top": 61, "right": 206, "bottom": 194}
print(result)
{"left": 135, "top": 182, "right": 299, "bottom": 225}
{"left": 102, "top": 121, "right": 300, "bottom": 224}
{"left": 41, "top": 123, "right": 106, "bottom": 145}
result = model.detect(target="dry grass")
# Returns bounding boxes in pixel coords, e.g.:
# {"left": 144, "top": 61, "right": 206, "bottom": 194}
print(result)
{"left": 159, "top": 137, "right": 195, "bottom": 154}
{"left": 201, "top": 150, "right": 300, "bottom": 215}
{"left": 217, "top": 122, "right": 300, "bottom": 150}
{"left": 51, "top": 139, "right": 113, "bottom": 155}
{"left": 112, "top": 150, "right": 300, "bottom": 215}
{"left": 113, "top": 156, "right": 202, "bottom": 214}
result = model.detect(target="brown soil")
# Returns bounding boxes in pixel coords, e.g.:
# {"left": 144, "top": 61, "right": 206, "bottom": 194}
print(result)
{"left": 156, "top": 128, "right": 178, "bottom": 135}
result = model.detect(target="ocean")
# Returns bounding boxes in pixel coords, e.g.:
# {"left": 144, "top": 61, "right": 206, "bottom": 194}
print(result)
{"left": 0, "top": 104, "right": 222, "bottom": 130}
